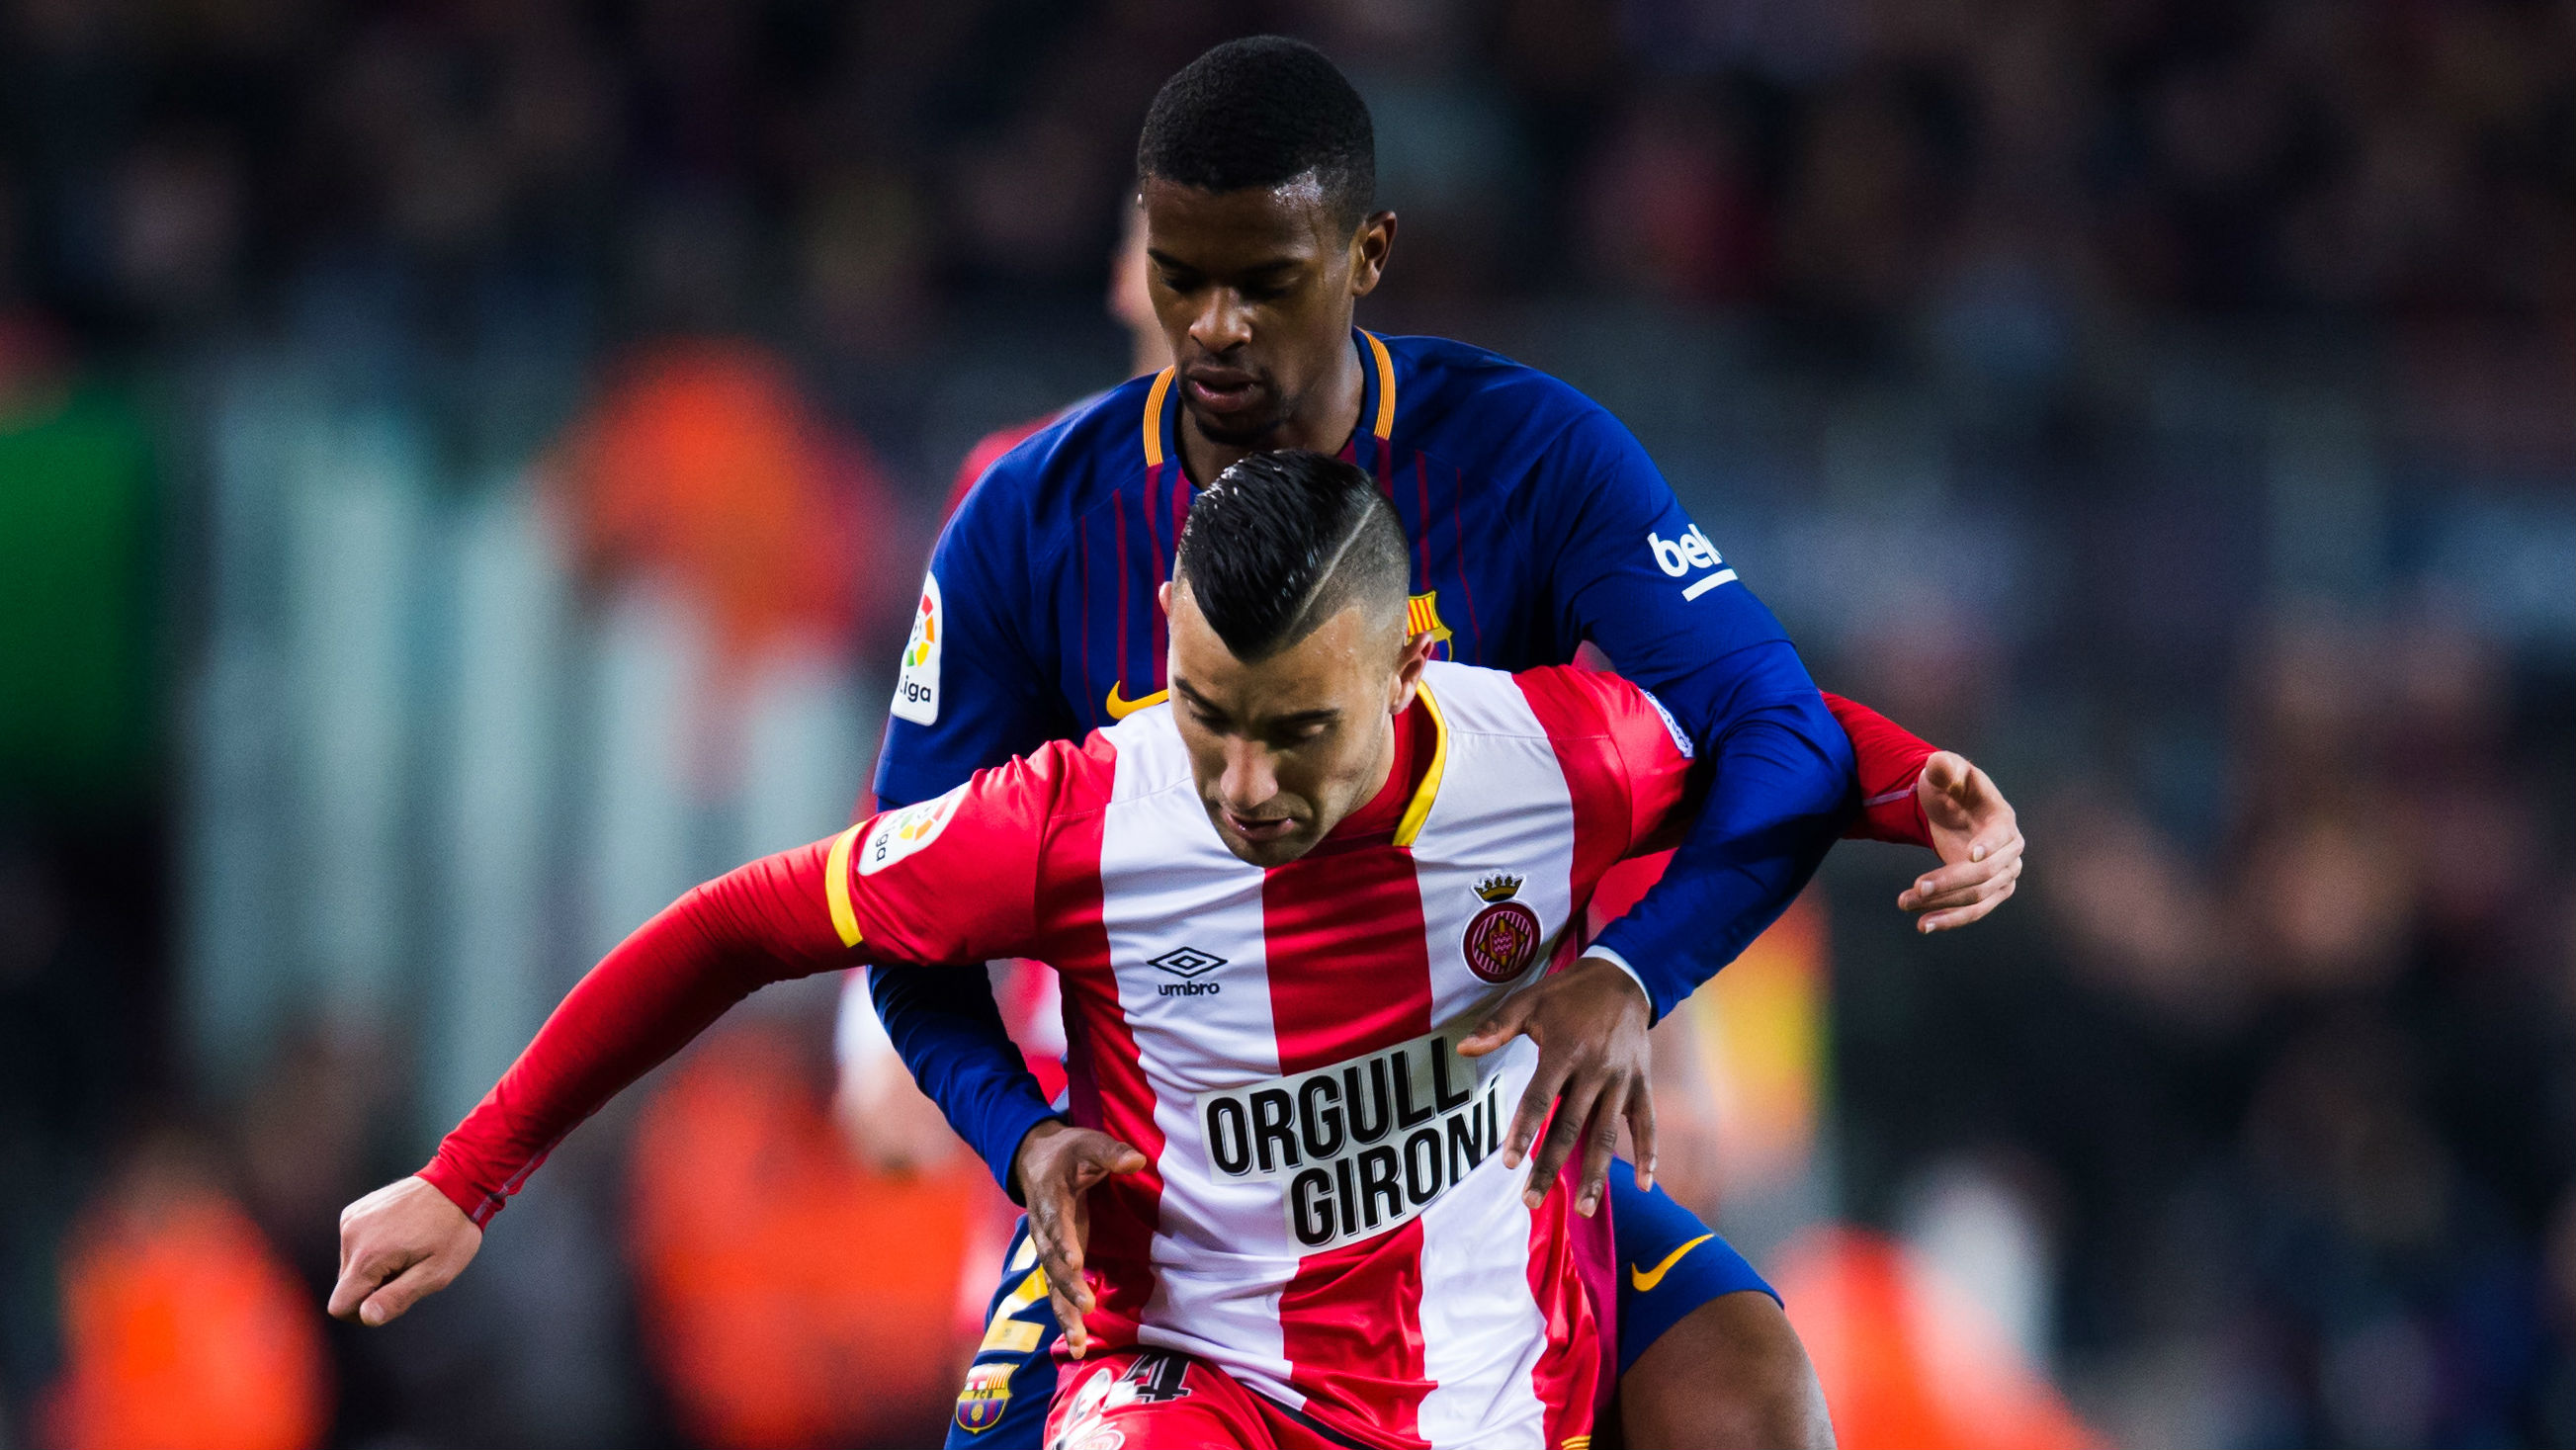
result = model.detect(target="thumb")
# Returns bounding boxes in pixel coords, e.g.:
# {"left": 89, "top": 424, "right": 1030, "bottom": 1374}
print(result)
{"left": 1918, "top": 751, "right": 1976, "bottom": 826}
{"left": 1070, "top": 1137, "right": 1149, "bottom": 1181}
{"left": 1457, "top": 997, "right": 1530, "bottom": 1058}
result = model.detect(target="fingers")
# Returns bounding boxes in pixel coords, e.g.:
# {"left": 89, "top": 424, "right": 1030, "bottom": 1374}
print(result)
{"left": 1574, "top": 1086, "right": 1625, "bottom": 1216}
{"left": 1625, "top": 1080, "right": 1658, "bottom": 1191}
{"left": 325, "top": 1250, "right": 390, "bottom": 1322}
{"left": 1025, "top": 1194, "right": 1093, "bottom": 1325}
{"left": 359, "top": 1257, "right": 458, "bottom": 1327}
{"left": 1501, "top": 1050, "right": 1571, "bottom": 1170}
{"left": 1920, "top": 877, "right": 2018, "bottom": 932}
{"left": 1903, "top": 845, "right": 2024, "bottom": 916}
{"left": 1897, "top": 833, "right": 2025, "bottom": 911}
{"left": 1522, "top": 1075, "right": 1603, "bottom": 1212}
{"left": 1045, "top": 1273, "right": 1091, "bottom": 1358}
{"left": 329, "top": 1245, "right": 448, "bottom": 1326}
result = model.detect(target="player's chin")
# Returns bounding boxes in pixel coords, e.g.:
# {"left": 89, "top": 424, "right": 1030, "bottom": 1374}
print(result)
{"left": 1182, "top": 392, "right": 1286, "bottom": 446}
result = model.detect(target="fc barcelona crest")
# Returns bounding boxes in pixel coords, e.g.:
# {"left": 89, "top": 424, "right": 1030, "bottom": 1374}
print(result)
{"left": 955, "top": 1360, "right": 1014, "bottom": 1434}
{"left": 1407, "top": 591, "right": 1453, "bottom": 658}
{"left": 1462, "top": 873, "right": 1541, "bottom": 983}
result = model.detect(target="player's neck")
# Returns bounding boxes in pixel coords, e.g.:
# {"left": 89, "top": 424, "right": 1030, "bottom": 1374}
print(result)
{"left": 1178, "top": 330, "right": 1365, "bottom": 485}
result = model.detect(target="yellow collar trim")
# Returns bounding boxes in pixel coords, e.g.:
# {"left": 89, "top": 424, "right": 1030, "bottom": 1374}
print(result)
{"left": 1142, "top": 367, "right": 1176, "bottom": 468}
{"left": 1362, "top": 331, "right": 1397, "bottom": 441}
{"left": 1392, "top": 681, "right": 1447, "bottom": 848}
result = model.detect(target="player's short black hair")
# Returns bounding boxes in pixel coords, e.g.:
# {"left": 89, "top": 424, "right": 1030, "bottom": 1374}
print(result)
{"left": 1176, "top": 450, "right": 1410, "bottom": 661}
{"left": 1137, "top": 36, "right": 1376, "bottom": 229}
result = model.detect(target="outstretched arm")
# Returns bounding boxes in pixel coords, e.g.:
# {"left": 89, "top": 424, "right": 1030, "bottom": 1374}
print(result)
{"left": 333, "top": 745, "right": 1070, "bottom": 1326}
{"left": 332, "top": 837, "right": 861, "bottom": 1324}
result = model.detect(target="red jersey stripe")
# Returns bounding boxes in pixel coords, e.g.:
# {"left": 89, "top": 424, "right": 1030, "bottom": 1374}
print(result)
{"left": 1040, "top": 740, "right": 1167, "bottom": 1341}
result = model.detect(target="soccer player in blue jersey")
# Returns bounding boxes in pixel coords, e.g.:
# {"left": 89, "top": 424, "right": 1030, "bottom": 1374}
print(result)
{"left": 873, "top": 37, "right": 2024, "bottom": 1448}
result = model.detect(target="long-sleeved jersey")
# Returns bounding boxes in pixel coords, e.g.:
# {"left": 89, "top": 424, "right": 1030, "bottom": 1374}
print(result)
{"left": 424, "top": 660, "right": 1728, "bottom": 1449}
{"left": 871, "top": 331, "right": 1932, "bottom": 1185}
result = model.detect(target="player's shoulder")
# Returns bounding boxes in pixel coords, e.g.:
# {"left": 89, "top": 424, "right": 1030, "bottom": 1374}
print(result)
{"left": 947, "top": 374, "right": 1162, "bottom": 544}
{"left": 1374, "top": 333, "right": 1621, "bottom": 458}
{"left": 1434, "top": 660, "right": 1685, "bottom": 753}
{"left": 1092, "top": 699, "right": 1198, "bottom": 805}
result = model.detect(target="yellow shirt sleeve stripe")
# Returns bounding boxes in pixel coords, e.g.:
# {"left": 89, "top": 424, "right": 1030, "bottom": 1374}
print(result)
{"left": 1142, "top": 367, "right": 1175, "bottom": 468}
{"left": 823, "top": 822, "right": 866, "bottom": 948}
{"left": 1363, "top": 331, "right": 1397, "bottom": 440}
{"left": 1393, "top": 681, "right": 1448, "bottom": 848}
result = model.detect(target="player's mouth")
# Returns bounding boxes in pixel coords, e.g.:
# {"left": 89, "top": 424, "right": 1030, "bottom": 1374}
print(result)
{"left": 1223, "top": 810, "right": 1299, "bottom": 842}
{"left": 1184, "top": 367, "right": 1264, "bottom": 416}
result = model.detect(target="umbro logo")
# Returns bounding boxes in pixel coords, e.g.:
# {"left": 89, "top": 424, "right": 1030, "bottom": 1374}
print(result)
{"left": 1149, "top": 946, "right": 1227, "bottom": 997}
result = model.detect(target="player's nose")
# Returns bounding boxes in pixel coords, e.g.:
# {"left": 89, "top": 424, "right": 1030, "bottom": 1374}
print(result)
{"left": 1190, "top": 289, "right": 1253, "bottom": 354}
{"left": 1218, "top": 740, "right": 1277, "bottom": 810}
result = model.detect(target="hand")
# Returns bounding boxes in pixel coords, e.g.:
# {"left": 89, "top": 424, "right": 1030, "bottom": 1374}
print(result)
{"left": 1011, "top": 1119, "right": 1148, "bottom": 1359}
{"left": 328, "top": 1176, "right": 482, "bottom": 1326}
{"left": 1456, "top": 955, "right": 1655, "bottom": 1218}
{"left": 1897, "top": 750, "right": 2024, "bottom": 932}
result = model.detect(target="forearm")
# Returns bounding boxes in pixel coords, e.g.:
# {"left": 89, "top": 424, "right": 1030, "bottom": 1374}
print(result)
{"left": 867, "top": 966, "right": 1064, "bottom": 1199}
{"left": 422, "top": 841, "right": 854, "bottom": 1225}
{"left": 1821, "top": 691, "right": 1935, "bottom": 847}
{"left": 1591, "top": 682, "right": 1852, "bottom": 1021}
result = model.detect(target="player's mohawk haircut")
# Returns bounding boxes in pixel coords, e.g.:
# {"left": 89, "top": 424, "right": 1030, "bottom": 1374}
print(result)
{"left": 1177, "top": 451, "right": 1410, "bottom": 661}
{"left": 1138, "top": 36, "right": 1376, "bottom": 229}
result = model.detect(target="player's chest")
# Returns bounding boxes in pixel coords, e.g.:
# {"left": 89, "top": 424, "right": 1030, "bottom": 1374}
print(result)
{"left": 1070, "top": 778, "right": 1579, "bottom": 1087}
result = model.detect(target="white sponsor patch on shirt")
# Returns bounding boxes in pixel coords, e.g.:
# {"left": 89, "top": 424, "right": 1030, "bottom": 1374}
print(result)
{"left": 860, "top": 785, "right": 965, "bottom": 876}
{"left": 1196, "top": 1029, "right": 1509, "bottom": 1252}
{"left": 891, "top": 571, "right": 943, "bottom": 725}
{"left": 1646, "top": 523, "right": 1739, "bottom": 600}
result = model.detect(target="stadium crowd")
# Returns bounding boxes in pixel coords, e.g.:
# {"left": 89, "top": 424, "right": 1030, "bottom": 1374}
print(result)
{"left": 3, "top": 1, "right": 2576, "bottom": 1447}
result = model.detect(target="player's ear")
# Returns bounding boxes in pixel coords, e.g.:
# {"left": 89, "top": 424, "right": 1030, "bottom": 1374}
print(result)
{"left": 1388, "top": 627, "right": 1434, "bottom": 711}
{"left": 1349, "top": 211, "right": 1396, "bottom": 298}
{"left": 1157, "top": 580, "right": 1173, "bottom": 616}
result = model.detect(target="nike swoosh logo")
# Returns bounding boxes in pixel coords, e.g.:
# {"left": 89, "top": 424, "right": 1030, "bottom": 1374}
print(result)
{"left": 1104, "top": 683, "right": 1168, "bottom": 720}
{"left": 1630, "top": 1233, "right": 1716, "bottom": 1293}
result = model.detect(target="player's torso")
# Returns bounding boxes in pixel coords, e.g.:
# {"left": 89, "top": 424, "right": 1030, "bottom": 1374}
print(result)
{"left": 1050, "top": 664, "right": 1601, "bottom": 1440}
{"left": 1020, "top": 336, "right": 1571, "bottom": 738}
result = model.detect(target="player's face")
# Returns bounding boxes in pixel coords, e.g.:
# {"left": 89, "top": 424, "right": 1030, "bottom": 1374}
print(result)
{"left": 1162, "top": 583, "right": 1428, "bottom": 868}
{"left": 1140, "top": 174, "right": 1394, "bottom": 448}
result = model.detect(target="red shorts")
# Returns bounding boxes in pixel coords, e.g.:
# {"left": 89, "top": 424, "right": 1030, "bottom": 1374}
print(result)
{"left": 1040, "top": 1348, "right": 1351, "bottom": 1450}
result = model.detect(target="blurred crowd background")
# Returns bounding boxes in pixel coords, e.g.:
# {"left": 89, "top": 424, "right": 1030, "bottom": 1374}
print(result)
{"left": 6, "top": 0, "right": 2576, "bottom": 1446}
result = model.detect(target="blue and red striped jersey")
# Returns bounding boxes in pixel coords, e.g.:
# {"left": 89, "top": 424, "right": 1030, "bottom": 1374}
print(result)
{"left": 871, "top": 328, "right": 1858, "bottom": 1180}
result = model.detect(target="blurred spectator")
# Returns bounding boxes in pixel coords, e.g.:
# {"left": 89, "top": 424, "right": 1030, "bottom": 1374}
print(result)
{"left": 42, "top": 1134, "right": 328, "bottom": 1450}
{"left": 550, "top": 338, "right": 912, "bottom": 704}
{"left": 627, "top": 1019, "right": 988, "bottom": 1449}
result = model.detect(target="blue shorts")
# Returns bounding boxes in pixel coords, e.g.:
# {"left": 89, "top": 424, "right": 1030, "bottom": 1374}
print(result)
{"left": 942, "top": 1162, "right": 1778, "bottom": 1446}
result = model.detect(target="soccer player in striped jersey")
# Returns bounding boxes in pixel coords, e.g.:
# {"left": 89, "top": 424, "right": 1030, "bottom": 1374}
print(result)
{"left": 870, "top": 36, "right": 2022, "bottom": 1449}
{"left": 335, "top": 452, "right": 1872, "bottom": 1448}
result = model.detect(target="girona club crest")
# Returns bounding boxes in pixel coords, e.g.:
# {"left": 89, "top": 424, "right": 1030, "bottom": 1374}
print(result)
{"left": 1461, "top": 873, "right": 1541, "bottom": 983}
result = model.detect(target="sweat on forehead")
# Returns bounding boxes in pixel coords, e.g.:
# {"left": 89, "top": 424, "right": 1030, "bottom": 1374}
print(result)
{"left": 1175, "top": 451, "right": 1411, "bottom": 661}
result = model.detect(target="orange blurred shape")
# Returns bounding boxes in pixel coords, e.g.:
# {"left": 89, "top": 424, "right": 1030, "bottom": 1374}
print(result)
{"left": 552, "top": 339, "right": 903, "bottom": 675}
{"left": 1590, "top": 858, "right": 1827, "bottom": 1198}
{"left": 43, "top": 1158, "right": 328, "bottom": 1450}
{"left": 1773, "top": 1226, "right": 2103, "bottom": 1450}
{"left": 628, "top": 1022, "right": 984, "bottom": 1450}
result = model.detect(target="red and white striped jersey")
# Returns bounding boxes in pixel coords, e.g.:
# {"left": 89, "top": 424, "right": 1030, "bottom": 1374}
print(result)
{"left": 831, "top": 660, "right": 1700, "bottom": 1448}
